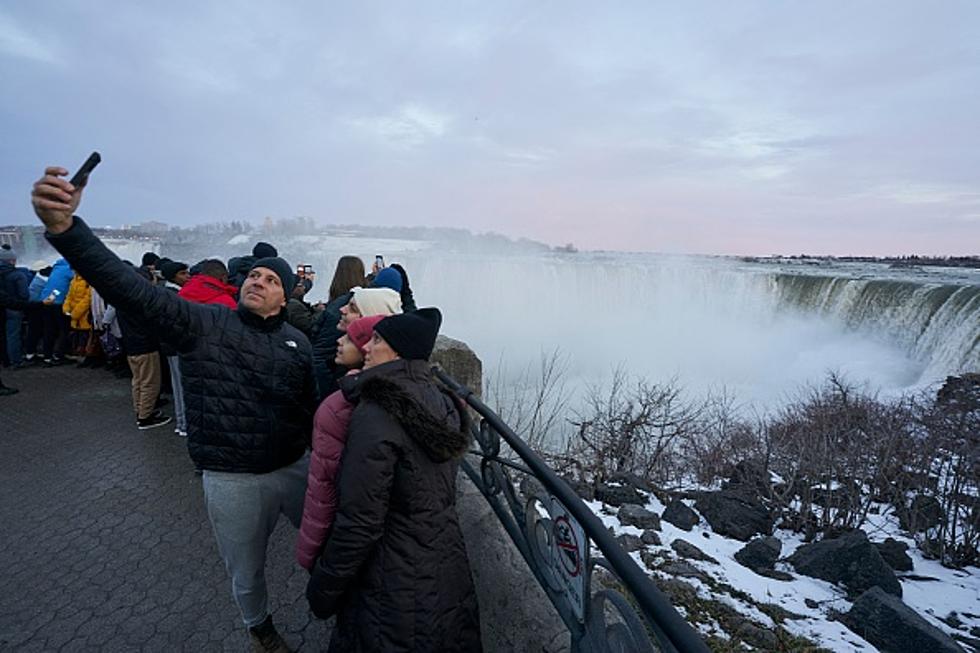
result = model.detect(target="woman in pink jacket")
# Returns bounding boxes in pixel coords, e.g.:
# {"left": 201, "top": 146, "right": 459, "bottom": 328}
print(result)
{"left": 296, "top": 314, "right": 386, "bottom": 570}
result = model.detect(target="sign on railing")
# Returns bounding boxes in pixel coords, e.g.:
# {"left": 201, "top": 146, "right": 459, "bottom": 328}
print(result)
{"left": 550, "top": 497, "right": 589, "bottom": 623}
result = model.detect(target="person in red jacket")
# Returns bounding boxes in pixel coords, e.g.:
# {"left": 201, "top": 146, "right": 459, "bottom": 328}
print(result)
{"left": 177, "top": 259, "right": 237, "bottom": 308}
{"left": 296, "top": 314, "right": 385, "bottom": 571}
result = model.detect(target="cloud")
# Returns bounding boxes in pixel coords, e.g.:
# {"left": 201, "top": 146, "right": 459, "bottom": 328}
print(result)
{"left": 875, "top": 183, "right": 980, "bottom": 206}
{"left": 0, "top": 11, "right": 59, "bottom": 64}
{"left": 348, "top": 104, "right": 452, "bottom": 148}
{"left": 1, "top": 2, "right": 978, "bottom": 255}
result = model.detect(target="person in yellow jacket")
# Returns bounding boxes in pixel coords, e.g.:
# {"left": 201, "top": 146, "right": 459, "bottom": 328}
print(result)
{"left": 62, "top": 273, "right": 96, "bottom": 364}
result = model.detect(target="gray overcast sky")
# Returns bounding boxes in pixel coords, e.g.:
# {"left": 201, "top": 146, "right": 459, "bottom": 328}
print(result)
{"left": 1, "top": 1, "right": 978, "bottom": 255}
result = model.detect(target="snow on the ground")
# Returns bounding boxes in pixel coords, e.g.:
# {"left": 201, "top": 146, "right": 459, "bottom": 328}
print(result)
{"left": 585, "top": 492, "right": 980, "bottom": 652}
{"left": 862, "top": 508, "right": 980, "bottom": 640}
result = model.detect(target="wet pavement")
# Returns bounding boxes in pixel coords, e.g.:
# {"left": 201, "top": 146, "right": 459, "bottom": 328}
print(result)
{"left": 0, "top": 362, "right": 333, "bottom": 651}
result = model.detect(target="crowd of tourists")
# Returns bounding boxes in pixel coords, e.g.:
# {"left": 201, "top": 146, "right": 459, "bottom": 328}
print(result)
{"left": 0, "top": 164, "right": 482, "bottom": 652}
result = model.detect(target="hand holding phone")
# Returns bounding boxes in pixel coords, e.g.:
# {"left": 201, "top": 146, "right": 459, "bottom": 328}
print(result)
{"left": 69, "top": 152, "right": 101, "bottom": 188}
{"left": 32, "top": 154, "right": 100, "bottom": 235}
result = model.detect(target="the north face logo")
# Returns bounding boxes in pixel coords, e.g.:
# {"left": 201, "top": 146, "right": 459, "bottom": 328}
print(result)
{"left": 285, "top": 340, "right": 298, "bottom": 349}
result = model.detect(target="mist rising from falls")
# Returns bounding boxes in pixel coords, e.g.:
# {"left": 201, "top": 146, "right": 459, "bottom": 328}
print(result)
{"left": 140, "top": 232, "right": 976, "bottom": 411}
{"left": 403, "top": 253, "right": 955, "bottom": 409}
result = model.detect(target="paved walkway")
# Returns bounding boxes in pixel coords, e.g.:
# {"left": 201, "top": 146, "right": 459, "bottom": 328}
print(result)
{"left": 0, "top": 363, "right": 333, "bottom": 651}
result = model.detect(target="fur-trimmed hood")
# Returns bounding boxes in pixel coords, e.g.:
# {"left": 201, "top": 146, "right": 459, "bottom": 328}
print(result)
{"left": 349, "top": 359, "right": 471, "bottom": 463}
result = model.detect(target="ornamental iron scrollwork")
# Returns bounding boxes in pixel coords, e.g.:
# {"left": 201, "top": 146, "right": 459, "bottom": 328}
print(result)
{"left": 434, "top": 368, "right": 709, "bottom": 653}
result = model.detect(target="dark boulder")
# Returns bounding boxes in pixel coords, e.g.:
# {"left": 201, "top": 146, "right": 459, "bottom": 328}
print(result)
{"left": 608, "top": 471, "right": 654, "bottom": 493}
{"left": 695, "top": 490, "right": 772, "bottom": 541}
{"left": 936, "top": 373, "right": 980, "bottom": 410}
{"left": 733, "top": 622, "right": 780, "bottom": 651}
{"left": 899, "top": 494, "right": 945, "bottom": 533}
{"left": 640, "top": 529, "right": 661, "bottom": 546}
{"left": 661, "top": 560, "right": 712, "bottom": 583}
{"left": 875, "top": 538, "right": 914, "bottom": 572}
{"left": 560, "top": 476, "right": 594, "bottom": 502}
{"left": 723, "top": 459, "right": 770, "bottom": 495}
{"left": 661, "top": 499, "right": 699, "bottom": 531}
{"left": 840, "top": 586, "right": 965, "bottom": 653}
{"left": 617, "top": 504, "right": 661, "bottom": 530}
{"left": 787, "top": 530, "right": 901, "bottom": 597}
{"left": 595, "top": 483, "right": 644, "bottom": 507}
{"left": 670, "top": 539, "right": 718, "bottom": 564}
{"left": 756, "top": 568, "right": 795, "bottom": 581}
{"left": 734, "top": 536, "right": 782, "bottom": 572}
{"left": 616, "top": 533, "right": 644, "bottom": 553}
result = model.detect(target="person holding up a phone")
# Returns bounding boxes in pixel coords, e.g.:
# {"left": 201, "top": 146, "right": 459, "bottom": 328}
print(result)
{"left": 31, "top": 161, "right": 314, "bottom": 652}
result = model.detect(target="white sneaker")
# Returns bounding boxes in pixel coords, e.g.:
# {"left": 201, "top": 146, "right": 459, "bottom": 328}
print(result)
{"left": 177, "top": 429, "right": 188, "bottom": 437}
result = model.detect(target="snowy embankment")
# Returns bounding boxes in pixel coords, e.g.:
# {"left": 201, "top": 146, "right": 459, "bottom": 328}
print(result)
{"left": 587, "top": 491, "right": 980, "bottom": 652}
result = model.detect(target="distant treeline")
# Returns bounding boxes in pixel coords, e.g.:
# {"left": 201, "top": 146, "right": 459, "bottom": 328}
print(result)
{"left": 2, "top": 218, "right": 557, "bottom": 255}
{"left": 742, "top": 254, "right": 980, "bottom": 269}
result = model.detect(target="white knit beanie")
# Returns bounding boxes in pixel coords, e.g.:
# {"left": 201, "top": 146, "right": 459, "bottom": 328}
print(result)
{"left": 351, "top": 287, "right": 403, "bottom": 317}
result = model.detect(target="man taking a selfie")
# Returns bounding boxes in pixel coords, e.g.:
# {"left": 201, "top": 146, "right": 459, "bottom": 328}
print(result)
{"left": 31, "top": 164, "right": 313, "bottom": 653}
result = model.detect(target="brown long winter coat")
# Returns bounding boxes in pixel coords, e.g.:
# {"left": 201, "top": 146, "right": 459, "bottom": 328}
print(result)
{"left": 306, "top": 358, "right": 482, "bottom": 652}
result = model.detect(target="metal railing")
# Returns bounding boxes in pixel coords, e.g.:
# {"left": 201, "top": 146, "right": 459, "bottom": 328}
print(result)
{"left": 435, "top": 369, "right": 709, "bottom": 653}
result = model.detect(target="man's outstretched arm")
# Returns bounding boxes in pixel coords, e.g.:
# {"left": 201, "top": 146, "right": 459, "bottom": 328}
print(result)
{"left": 31, "top": 165, "right": 214, "bottom": 337}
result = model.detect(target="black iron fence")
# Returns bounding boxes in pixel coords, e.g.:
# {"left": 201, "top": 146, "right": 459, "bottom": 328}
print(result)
{"left": 435, "top": 369, "right": 709, "bottom": 653}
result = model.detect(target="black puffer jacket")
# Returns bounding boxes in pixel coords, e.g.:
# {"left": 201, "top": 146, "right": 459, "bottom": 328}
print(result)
{"left": 307, "top": 358, "right": 482, "bottom": 652}
{"left": 47, "top": 218, "right": 315, "bottom": 473}
{"left": 310, "top": 291, "right": 351, "bottom": 402}
{"left": 116, "top": 266, "right": 160, "bottom": 356}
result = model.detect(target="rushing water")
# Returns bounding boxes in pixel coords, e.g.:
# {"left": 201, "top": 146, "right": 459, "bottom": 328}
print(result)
{"left": 409, "top": 252, "right": 978, "bottom": 409}
{"left": 118, "top": 233, "right": 978, "bottom": 409}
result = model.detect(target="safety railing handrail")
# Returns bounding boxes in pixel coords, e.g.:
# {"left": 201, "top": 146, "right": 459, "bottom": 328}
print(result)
{"left": 434, "top": 367, "right": 709, "bottom": 653}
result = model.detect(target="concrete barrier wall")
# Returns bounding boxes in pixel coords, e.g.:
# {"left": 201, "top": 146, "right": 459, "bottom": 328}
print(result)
{"left": 432, "top": 336, "right": 570, "bottom": 653}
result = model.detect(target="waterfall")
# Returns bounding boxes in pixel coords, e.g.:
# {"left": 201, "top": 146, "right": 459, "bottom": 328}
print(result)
{"left": 131, "top": 229, "right": 977, "bottom": 404}
{"left": 773, "top": 274, "right": 980, "bottom": 376}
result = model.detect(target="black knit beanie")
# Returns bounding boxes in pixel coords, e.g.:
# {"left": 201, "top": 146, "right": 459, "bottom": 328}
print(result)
{"left": 249, "top": 257, "right": 295, "bottom": 301}
{"left": 374, "top": 307, "right": 442, "bottom": 360}
{"left": 252, "top": 241, "right": 278, "bottom": 258}
{"left": 160, "top": 260, "right": 188, "bottom": 282}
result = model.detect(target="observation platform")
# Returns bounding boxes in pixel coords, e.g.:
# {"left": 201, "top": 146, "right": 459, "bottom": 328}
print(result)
{"left": 0, "top": 363, "right": 333, "bottom": 651}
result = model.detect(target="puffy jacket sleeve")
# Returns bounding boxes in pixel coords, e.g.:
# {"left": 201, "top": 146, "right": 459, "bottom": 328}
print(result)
{"left": 296, "top": 394, "right": 352, "bottom": 570}
{"left": 13, "top": 270, "right": 29, "bottom": 301}
{"left": 61, "top": 275, "right": 78, "bottom": 316}
{"left": 306, "top": 402, "right": 398, "bottom": 617}
{"left": 0, "top": 285, "right": 29, "bottom": 311}
{"left": 65, "top": 277, "right": 90, "bottom": 325}
{"left": 286, "top": 299, "right": 316, "bottom": 335}
{"left": 45, "top": 217, "right": 214, "bottom": 341}
{"left": 311, "top": 292, "right": 349, "bottom": 401}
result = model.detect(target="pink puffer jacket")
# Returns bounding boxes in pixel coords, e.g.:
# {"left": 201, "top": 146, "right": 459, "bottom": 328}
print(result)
{"left": 296, "top": 388, "right": 355, "bottom": 570}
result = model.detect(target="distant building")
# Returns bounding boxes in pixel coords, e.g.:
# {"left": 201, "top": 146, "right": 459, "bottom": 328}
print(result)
{"left": 0, "top": 229, "right": 21, "bottom": 248}
{"left": 134, "top": 220, "right": 170, "bottom": 234}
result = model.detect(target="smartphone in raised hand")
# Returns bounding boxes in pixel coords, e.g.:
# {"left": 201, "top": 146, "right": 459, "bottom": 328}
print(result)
{"left": 69, "top": 152, "right": 101, "bottom": 188}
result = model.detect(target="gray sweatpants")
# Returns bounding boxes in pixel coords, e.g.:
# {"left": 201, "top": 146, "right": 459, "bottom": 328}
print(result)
{"left": 167, "top": 356, "right": 186, "bottom": 432}
{"left": 202, "top": 453, "right": 309, "bottom": 628}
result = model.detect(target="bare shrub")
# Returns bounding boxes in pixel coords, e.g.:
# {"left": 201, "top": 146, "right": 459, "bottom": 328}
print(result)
{"left": 485, "top": 348, "right": 572, "bottom": 452}
{"left": 909, "top": 376, "right": 980, "bottom": 567}
{"left": 677, "top": 388, "right": 762, "bottom": 488}
{"left": 487, "top": 353, "right": 978, "bottom": 565}
{"left": 558, "top": 367, "right": 707, "bottom": 488}
{"left": 764, "top": 374, "right": 916, "bottom": 541}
